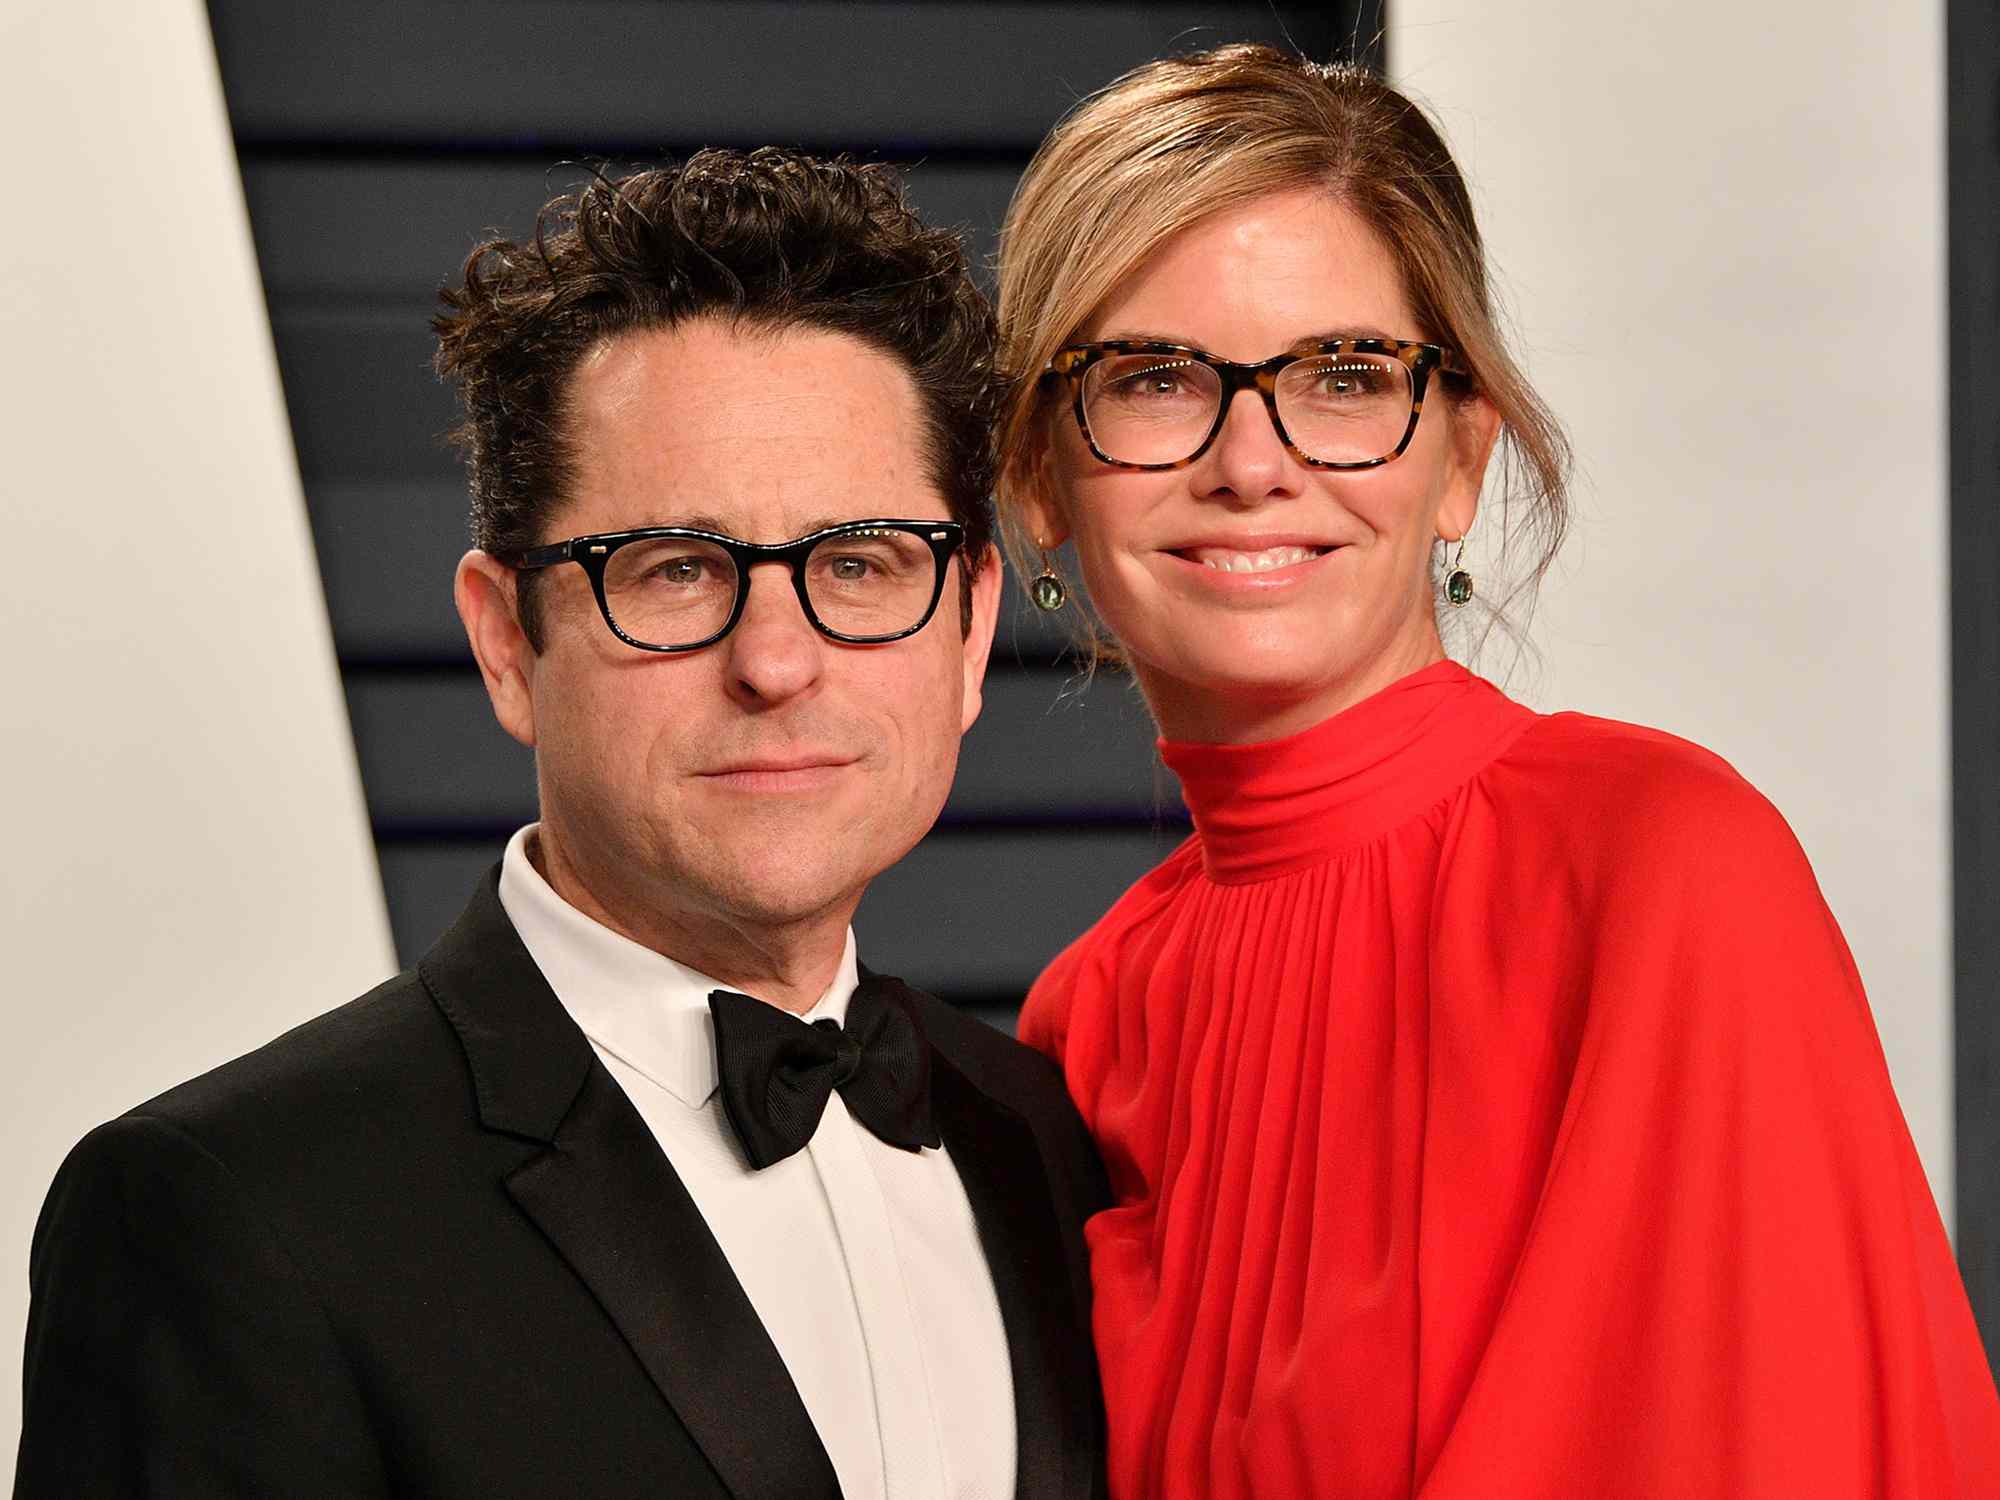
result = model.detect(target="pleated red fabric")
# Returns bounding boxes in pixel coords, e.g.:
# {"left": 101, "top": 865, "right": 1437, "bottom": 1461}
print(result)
{"left": 1020, "top": 660, "right": 2000, "bottom": 1498}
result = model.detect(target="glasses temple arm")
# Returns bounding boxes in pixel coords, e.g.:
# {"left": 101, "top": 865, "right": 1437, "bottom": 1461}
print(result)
{"left": 508, "top": 539, "right": 578, "bottom": 570}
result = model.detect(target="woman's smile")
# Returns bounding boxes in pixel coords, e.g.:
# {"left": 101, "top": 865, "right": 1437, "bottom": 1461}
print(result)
{"left": 1157, "top": 538, "right": 1341, "bottom": 596}
{"left": 1182, "top": 544, "right": 1327, "bottom": 574}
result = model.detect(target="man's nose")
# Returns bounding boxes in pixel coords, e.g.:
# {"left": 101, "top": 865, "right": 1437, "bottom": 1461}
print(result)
{"left": 721, "top": 562, "right": 825, "bottom": 705}
{"left": 1197, "top": 389, "right": 1300, "bottom": 507}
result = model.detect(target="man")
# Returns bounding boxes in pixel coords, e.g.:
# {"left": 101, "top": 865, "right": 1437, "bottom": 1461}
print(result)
{"left": 15, "top": 149, "right": 1106, "bottom": 1498}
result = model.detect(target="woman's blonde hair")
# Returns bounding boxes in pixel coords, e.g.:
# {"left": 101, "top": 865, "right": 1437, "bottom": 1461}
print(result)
{"left": 995, "top": 44, "right": 1570, "bottom": 664}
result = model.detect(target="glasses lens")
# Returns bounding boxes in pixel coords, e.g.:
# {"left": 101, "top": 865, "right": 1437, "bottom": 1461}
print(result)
{"left": 601, "top": 536, "right": 739, "bottom": 648}
{"left": 1080, "top": 352, "right": 1224, "bottom": 465}
{"left": 1274, "top": 352, "right": 1415, "bottom": 465}
{"left": 804, "top": 527, "right": 942, "bottom": 639}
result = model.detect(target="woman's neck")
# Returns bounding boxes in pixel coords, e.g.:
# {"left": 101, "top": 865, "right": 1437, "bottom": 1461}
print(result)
{"left": 1139, "top": 633, "right": 1449, "bottom": 746}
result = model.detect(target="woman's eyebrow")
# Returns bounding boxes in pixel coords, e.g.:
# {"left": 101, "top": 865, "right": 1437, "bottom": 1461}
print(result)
{"left": 1287, "top": 325, "right": 1397, "bottom": 347}
{"left": 1093, "top": 325, "right": 1400, "bottom": 350}
{"left": 1087, "top": 328, "right": 1195, "bottom": 346}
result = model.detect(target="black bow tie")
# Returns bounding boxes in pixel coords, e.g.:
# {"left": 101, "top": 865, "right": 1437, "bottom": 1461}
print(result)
{"left": 709, "top": 975, "right": 941, "bottom": 1170}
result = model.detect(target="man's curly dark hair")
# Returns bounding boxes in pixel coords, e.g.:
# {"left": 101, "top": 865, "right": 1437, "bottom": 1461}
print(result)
{"left": 433, "top": 147, "right": 1002, "bottom": 648}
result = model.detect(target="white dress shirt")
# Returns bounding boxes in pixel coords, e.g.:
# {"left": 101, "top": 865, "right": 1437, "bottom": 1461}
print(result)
{"left": 498, "top": 827, "right": 1016, "bottom": 1500}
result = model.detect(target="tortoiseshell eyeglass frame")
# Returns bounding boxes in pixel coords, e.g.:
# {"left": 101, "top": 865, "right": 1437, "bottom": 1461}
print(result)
{"left": 503, "top": 518, "right": 965, "bottom": 653}
{"left": 1043, "top": 337, "right": 1470, "bottom": 472}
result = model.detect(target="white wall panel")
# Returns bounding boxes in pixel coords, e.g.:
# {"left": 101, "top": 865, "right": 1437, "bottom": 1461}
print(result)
{"left": 0, "top": 0, "right": 396, "bottom": 1472}
{"left": 1394, "top": 4, "right": 1951, "bottom": 1212}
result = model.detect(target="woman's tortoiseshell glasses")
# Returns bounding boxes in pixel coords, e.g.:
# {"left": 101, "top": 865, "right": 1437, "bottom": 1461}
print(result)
{"left": 1044, "top": 337, "right": 1466, "bottom": 471}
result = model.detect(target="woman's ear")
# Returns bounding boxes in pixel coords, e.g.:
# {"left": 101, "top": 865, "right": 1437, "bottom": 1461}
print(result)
{"left": 1436, "top": 391, "right": 1501, "bottom": 543}
{"left": 1019, "top": 438, "right": 1073, "bottom": 550}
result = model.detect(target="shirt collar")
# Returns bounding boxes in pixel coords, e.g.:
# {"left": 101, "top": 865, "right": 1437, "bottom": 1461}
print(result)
{"left": 496, "top": 825, "right": 859, "bottom": 1109}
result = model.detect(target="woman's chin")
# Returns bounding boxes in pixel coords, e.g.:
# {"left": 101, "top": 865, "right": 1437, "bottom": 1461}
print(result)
{"left": 1132, "top": 649, "right": 1353, "bottom": 737}
{"left": 1132, "top": 623, "right": 1359, "bottom": 694}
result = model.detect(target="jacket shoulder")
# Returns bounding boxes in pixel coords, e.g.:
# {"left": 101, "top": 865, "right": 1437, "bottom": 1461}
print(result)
{"left": 124, "top": 966, "right": 469, "bottom": 1161}
{"left": 906, "top": 986, "right": 1071, "bottom": 1114}
{"left": 903, "top": 984, "right": 1112, "bottom": 1231}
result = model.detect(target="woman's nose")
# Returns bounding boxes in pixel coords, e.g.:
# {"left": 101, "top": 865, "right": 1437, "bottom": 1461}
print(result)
{"left": 1196, "top": 389, "right": 1301, "bottom": 506}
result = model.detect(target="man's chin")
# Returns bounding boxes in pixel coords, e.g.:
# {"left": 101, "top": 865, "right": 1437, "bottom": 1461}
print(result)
{"left": 683, "top": 838, "right": 890, "bottom": 925}
{"left": 690, "top": 870, "right": 871, "bottom": 935}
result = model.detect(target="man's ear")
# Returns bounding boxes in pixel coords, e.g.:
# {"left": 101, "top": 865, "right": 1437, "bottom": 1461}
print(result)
{"left": 958, "top": 545, "right": 1004, "bottom": 734}
{"left": 1436, "top": 392, "right": 1502, "bottom": 544}
{"left": 454, "top": 550, "right": 539, "bottom": 749}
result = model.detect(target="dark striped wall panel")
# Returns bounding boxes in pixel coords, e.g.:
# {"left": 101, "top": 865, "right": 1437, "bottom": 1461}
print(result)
{"left": 209, "top": 0, "right": 1361, "bottom": 1006}
{"left": 212, "top": 3, "right": 1349, "bottom": 147}
{"left": 242, "top": 159, "right": 1023, "bottom": 301}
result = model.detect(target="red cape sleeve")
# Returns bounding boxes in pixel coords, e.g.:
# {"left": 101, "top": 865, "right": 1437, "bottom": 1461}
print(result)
{"left": 1423, "top": 756, "right": 2000, "bottom": 1497}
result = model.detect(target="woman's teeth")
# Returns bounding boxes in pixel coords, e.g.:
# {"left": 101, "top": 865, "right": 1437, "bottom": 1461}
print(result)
{"left": 1190, "top": 545, "right": 1325, "bottom": 573}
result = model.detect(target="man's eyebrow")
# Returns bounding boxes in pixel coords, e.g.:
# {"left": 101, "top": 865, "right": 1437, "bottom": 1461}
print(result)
{"left": 628, "top": 511, "right": 733, "bottom": 534}
{"left": 629, "top": 513, "right": 860, "bottom": 539}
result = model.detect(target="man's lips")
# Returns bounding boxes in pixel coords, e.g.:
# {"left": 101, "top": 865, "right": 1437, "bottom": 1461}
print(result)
{"left": 697, "top": 755, "right": 859, "bottom": 789}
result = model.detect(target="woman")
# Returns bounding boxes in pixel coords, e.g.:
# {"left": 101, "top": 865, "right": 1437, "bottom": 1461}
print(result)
{"left": 995, "top": 44, "right": 2000, "bottom": 1498}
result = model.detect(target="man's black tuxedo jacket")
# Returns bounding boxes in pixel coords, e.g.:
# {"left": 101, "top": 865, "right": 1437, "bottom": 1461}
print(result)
{"left": 14, "top": 873, "right": 1109, "bottom": 1498}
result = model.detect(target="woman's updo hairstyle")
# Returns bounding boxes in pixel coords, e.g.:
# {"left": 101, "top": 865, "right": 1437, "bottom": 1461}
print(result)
{"left": 995, "top": 43, "right": 1570, "bottom": 663}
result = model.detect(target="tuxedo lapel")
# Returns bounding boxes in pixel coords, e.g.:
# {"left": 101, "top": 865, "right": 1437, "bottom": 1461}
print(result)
{"left": 505, "top": 1065, "right": 837, "bottom": 1500}
{"left": 930, "top": 1050, "right": 1098, "bottom": 1500}
{"left": 420, "top": 872, "right": 837, "bottom": 1500}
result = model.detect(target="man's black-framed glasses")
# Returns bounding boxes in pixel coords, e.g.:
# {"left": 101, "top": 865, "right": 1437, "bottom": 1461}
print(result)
{"left": 506, "top": 518, "right": 966, "bottom": 653}
{"left": 1045, "top": 337, "right": 1466, "bottom": 471}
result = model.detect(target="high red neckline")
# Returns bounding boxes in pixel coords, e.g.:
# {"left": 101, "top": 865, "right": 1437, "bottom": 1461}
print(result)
{"left": 1159, "top": 660, "right": 1538, "bottom": 884}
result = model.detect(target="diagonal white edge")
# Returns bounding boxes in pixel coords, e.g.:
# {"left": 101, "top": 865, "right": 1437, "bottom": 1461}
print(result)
{"left": 0, "top": 0, "right": 399, "bottom": 1471}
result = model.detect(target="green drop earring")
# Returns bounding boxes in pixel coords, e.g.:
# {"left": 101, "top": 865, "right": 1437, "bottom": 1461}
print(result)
{"left": 1444, "top": 537, "right": 1474, "bottom": 607}
{"left": 1031, "top": 543, "right": 1068, "bottom": 613}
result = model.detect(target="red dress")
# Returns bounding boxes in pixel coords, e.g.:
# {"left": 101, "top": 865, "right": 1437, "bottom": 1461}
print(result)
{"left": 1019, "top": 660, "right": 2000, "bottom": 1498}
